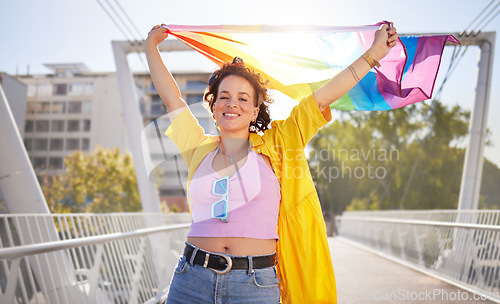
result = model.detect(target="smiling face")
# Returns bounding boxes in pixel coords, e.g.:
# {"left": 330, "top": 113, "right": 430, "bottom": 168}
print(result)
{"left": 213, "top": 75, "right": 260, "bottom": 138}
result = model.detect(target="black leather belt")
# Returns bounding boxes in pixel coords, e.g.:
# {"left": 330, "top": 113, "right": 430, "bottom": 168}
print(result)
{"left": 183, "top": 243, "right": 277, "bottom": 275}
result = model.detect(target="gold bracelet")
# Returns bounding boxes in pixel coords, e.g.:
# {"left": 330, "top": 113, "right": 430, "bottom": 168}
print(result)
{"left": 363, "top": 53, "right": 381, "bottom": 69}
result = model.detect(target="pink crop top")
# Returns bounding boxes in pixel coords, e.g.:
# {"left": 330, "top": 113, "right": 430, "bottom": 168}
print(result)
{"left": 188, "top": 146, "right": 281, "bottom": 239}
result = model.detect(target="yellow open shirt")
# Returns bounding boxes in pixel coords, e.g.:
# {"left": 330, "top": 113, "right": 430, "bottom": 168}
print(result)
{"left": 165, "top": 93, "right": 337, "bottom": 303}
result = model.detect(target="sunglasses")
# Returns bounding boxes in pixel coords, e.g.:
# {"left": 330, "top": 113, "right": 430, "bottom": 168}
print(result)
{"left": 212, "top": 176, "right": 229, "bottom": 222}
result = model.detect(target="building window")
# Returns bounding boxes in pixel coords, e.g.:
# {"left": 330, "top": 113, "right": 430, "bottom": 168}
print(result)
{"left": 69, "top": 83, "right": 85, "bottom": 96}
{"left": 152, "top": 95, "right": 162, "bottom": 103}
{"left": 149, "top": 81, "right": 156, "bottom": 91}
{"left": 50, "top": 138, "right": 64, "bottom": 151}
{"left": 26, "top": 102, "right": 40, "bottom": 114}
{"left": 186, "top": 94, "right": 203, "bottom": 105}
{"left": 82, "top": 120, "right": 91, "bottom": 132}
{"left": 52, "top": 101, "right": 66, "bottom": 113}
{"left": 69, "top": 83, "right": 93, "bottom": 96}
{"left": 35, "top": 120, "right": 49, "bottom": 132}
{"left": 151, "top": 103, "right": 165, "bottom": 115}
{"left": 67, "top": 102, "right": 82, "bottom": 113}
{"left": 84, "top": 83, "right": 93, "bottom": 95}
{"left": 34, "top": 138, "right": 48, "bottom": 151}
{"left": 37, "top": 84, "right": 52, "bottom": 96}
{"left": 50, "top": 120, "right": 65, "bottom": 132}
{"left": 186, "top": 80, "right": 207, "bottom": 90}
{"left": 49, "top": 157, "right": 63, "bottom": 170}
{"left": 66, "top": 138, "right": 80, "bottom": 151}
{"left": 27, "top": 84, "right": 37, "bottom": 97}
{"left": 33, "top": 157, "right": 47, "bottom": 170}
{"left": 198, "top": 118, "right": 214, "bottom": 133}
{"left": 149, "top": 95, "right": 164, "bottom": 115}
{"left": 140, "top": 102, "right": 146, "bottom": 114}
{"left": 24, "top": 138, "right": 33, "bottom": 151}
{"left": 82, "top": 138, "right": 90, "bottom": 151}
{"left": 25, "top": 120, "right": 34, "bottom": 132}
{"left": 81, "top": 101, "right": 92, "bottom": 114}
{"left": 37, "top": 102, "right": 51, "bottom": 114}
{"left": 67, "top": 120, "right": 80, "bottom": 132}
{"left": 54, "top": 84, "right": 68, "bottom": 95}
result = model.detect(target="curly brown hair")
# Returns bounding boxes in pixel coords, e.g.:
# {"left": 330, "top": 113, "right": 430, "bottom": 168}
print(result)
{"left": 203, "top": 60, "right": 273, "bottom": 133}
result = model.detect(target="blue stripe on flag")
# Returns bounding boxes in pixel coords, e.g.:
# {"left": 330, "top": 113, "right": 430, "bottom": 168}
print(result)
{"left": 351, "top": 71, "right": 391, "bottom": 111}
{"left": 400, "top": 36, "right": 418, "bottom": 75}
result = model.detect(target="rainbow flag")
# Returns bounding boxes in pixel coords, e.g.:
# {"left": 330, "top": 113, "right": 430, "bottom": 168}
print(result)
{"left": 165, "top": 24, "right": 459, "bottom": 111}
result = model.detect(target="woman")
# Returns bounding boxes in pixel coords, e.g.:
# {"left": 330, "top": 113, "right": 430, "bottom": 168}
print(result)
{"left": 146, "top": 23, "right": 398, "bottom": 303}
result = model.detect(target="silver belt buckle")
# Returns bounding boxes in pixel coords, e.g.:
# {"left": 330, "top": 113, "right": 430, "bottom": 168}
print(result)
{"left": 208, "top": 253, "right": 232, "bottom": 275}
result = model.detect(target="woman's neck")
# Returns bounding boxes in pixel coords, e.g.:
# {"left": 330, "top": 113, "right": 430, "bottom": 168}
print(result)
{"left": 219, "top": 128, "right": 250, "bottom": 140}
{"left": 219, "top": 136, "right": 250, "bottom": 156}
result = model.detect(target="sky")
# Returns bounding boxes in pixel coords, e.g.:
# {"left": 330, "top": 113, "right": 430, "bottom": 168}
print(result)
{"left": 1, "top": 0, "right": 499, "bottom": 167}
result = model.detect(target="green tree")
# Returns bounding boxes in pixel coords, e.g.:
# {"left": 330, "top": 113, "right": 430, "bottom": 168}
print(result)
{"left": 41, "top": 147, "right": 141, "bottom": 213}
{"left": 479, "top": 158, "right": 500, "bottom": 209}
{"left": 307, "top": 99, "right": 500, "bottom": 213}
{"left": 309, "top": 103, "right": 423, "bottom": 213}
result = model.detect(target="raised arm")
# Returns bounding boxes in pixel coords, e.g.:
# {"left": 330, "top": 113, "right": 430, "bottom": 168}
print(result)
{"left": 314, "top": 23, "right": 399, "bottom": 112}
{"left": 145, "top": 24, "right": 187, "bottom": 120}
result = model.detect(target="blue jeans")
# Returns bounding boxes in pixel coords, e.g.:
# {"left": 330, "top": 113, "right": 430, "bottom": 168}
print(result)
{"left": 166, "top": 254, "right": 280, "bottom": 303}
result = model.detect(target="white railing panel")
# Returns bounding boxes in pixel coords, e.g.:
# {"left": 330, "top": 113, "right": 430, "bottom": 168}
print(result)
{"left": 0, "top": 213, "right": 190, "bottom": 304}
{"left": 337, "top": 210, "right": 500, "bottom": 302}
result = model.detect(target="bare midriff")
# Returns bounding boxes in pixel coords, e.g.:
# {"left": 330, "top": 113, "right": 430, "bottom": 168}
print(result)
{"left": 187, "top": 237, "right": 277, "bottom": 255}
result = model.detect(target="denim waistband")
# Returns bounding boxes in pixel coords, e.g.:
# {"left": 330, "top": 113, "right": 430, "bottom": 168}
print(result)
{"left": 184, "top": 242, "right": 278, "bottom": 274}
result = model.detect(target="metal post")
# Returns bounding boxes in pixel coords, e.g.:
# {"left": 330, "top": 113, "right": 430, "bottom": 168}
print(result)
{"left": 112, "top": 41, "right": 163, "bottom": 214}
{"left": 457, "top": 32, "right": 495, "bottom": 210}
{"left": 0, "top": 84, "right": 85, "bottom": 303}
{"left": 110, "top": 39, "right": 192, "bottom": 216}
{"left": 453, "top": 32, "right": 495, "bottom": 284}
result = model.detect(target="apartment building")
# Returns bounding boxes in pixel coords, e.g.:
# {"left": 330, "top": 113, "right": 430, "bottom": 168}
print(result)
{"left": 19, "top": 64, "right": 125, "bottom": 174}
{"left": 14, "top": 63, "right": 213, "bottom": 211}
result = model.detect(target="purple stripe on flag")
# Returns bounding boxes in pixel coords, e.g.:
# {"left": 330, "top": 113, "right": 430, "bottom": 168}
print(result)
{"left": 379, "top": 35, "right": 459, "bottom": 109}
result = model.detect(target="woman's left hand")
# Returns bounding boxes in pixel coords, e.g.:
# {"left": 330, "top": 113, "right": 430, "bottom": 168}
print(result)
{"left": 367, "top": 22, "right": 399, "bottom": 62}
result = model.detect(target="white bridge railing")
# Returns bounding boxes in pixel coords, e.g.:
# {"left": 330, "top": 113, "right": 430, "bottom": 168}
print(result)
{"left": 0, "top": 213, "right": 191, "bottom": 304}
{"left": 336, "top": 210, "right": 500, "bottom": 302}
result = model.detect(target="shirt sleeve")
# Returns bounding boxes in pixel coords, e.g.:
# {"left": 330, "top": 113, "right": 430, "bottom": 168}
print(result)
{"left": 165, "top": 107, "right": 209, "bottom": 168}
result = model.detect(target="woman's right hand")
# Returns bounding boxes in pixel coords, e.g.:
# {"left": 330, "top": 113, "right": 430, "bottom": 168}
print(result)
{"left": 144, "top": 23, "right": 187, "bottom": 118}
{"left": 146, "top": 24, "right": 169, "bottom": 47}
